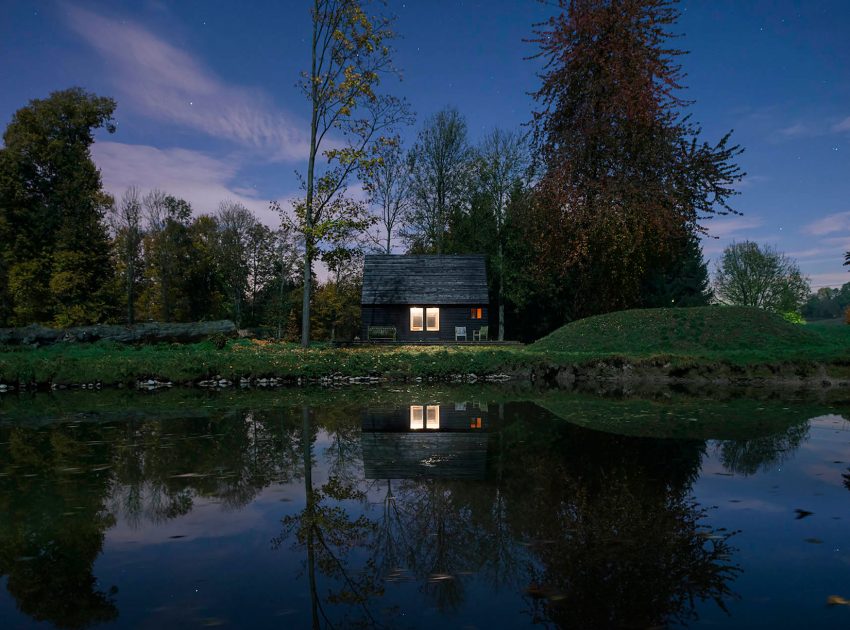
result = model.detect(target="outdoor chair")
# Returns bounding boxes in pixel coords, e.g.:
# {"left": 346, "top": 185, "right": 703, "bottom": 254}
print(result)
{"left": 473, "top": 326, "right": 489, "bottom": 341}
{"left": 455, "top": 326, "right": 467, "bottom": 341}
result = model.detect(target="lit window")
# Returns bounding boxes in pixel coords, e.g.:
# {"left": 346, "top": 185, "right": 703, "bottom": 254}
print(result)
{"left": 470, "top": 417, "right": 482, "bottom": 429}
{"left": 426, "top": 405, "right": 440, "bottom": 429}
{"left": 410, "top": 405, "right": 424, "bottom": 430}
{"left": 410, "top": 307, "right": 423, "bottom": 331}
{"left": 471, "top": 307, "right": 483, "bottom": 319}
{"left": 426, "top": 308, "right": 440, "bottom": 331}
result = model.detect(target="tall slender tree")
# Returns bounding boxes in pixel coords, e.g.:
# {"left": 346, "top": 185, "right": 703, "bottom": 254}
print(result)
{"left": 141, "top": 190, "right": 192, "bottom": 322}
{"left": 529, "top": 0, "right": 744, "bottom": 319}
{"left": 403, "top": 108, "right": 472, "bottom": 254}
{"left": 295, "top": 0, "right": 410, "bottom": 347}
{"left": 215, "top": 201, "right": 257, "bottom": 328}
{"left": 363, "top": 135, "right": 412, "bottom": 253}
{"left": 477, "top": 129, "right": 529, "bottom": 340}
{"left": 109, "top": 187, "right": 144, "bottom": 324}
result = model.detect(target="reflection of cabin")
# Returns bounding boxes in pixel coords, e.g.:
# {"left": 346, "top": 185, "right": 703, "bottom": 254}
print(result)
{"left": 361, "top": 404, "right": 490, "bottom": 479}
{"left": 360, "top": 255, "right": 489, "bottom": 342}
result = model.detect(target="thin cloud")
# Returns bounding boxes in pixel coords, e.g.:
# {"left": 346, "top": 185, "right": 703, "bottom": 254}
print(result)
{"left": 92, "top": 141, "right": 289, "bottom": 226}
{"left": 803, "top": 211, "right": 850, "bottom": 236}
{"left": 702, "top": 215, "right": 763, "bottom": 238}
{"left": 65, "top": 5, "right": 309, "bottom": 161}
{"left": 808, "top": 272, "right": 849, "bottom": 290}
{"left": 777, "top": 123, "right": 810, "bottom": 138}
{"left": 833, "top": 116, "right": 850, "bottom": 133}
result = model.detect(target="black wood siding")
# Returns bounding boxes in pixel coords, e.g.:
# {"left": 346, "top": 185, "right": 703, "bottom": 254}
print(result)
{"left": 361, "top": 304, "right": 489, "bottom": 341}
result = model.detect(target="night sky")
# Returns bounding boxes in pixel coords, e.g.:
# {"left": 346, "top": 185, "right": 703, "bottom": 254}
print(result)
{"left": 1, "top": 1, "right": 849, "bottom": 288}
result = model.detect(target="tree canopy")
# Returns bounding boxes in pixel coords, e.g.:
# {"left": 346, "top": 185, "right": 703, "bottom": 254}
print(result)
{"left": 0, "top": 87, "right": 117, "bottom": 326}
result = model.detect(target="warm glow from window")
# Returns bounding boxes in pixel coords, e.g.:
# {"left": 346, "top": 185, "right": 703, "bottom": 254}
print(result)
{"left": 410, "top": 405, "right": 424, "bottom": 430}
{"left": 426, "top": 405, "right": 440, "bottom": 429}
{"left": 470, "top": 417, "right": 482, "bottom": 429}
{"left": 410, "top": 307, "right": 423, "bottom": 331}
{"left": 471, "top": 307, "right": 483, "bottom": 319}
{"left": 426, "top": 307, "right": 440, "bottom": 331}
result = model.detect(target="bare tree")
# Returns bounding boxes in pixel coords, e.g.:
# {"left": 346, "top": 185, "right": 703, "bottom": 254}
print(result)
{"left": 714, "top": 241, "right": 810, "bottom": 313}
{"left": 109, "top": 187, "right": 144, "bottom": 324}
{"left": 477, "top": 129, "right": 529, "bottom": 340}
{"left": 363, "top": 135, "right": 413, "bottom": 253}
{"left": 294, "top": 0, "right": 410, "bottom": 347}
{"left": 404, "top": 108, "right": 472, "bottom": 254}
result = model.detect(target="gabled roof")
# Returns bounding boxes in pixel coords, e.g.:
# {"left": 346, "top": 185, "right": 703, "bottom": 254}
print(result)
{"left": 361, "top": 255, "right": 489, "bottom": 305}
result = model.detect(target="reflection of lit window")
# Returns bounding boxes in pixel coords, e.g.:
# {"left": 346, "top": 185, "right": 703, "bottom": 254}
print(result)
{"left": 470, "top": 417, "right": 482, "bottom": 429}
{"left": 410, "top": 405, "right": 424, "bottom": 430}
{"left": 426, "top": 405, "right": 440, "bottom": 429}
{"left": 426, "top": 308, "right": 440, "bottom": 331}
{"left": 410, "top": 308, "right": 424, "bottom": 331}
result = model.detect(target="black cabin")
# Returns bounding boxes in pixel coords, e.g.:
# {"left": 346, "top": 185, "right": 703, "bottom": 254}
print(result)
{"left": 360, "top": 254, "right": 489, "bottom": 342}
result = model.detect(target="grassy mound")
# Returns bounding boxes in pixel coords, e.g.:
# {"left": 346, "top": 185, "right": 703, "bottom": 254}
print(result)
{"left": 529, "top": 306, "right": 847, "bottom": 356}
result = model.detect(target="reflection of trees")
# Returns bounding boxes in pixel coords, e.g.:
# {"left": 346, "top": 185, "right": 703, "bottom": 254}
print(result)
{"left": 2, "top": 396, "right": 819, "bottom": 628}
{"left": 0, "top": 407, "right": 305, "bottom": 629}
{"left": 356, "top": 402, "right": 742, "bottom": 628}
{"left": 717, "top": 421, "right": 809, "bottom": 475}
{"left": 496, "top": 407, "right": 739, "bottom": 629}
{"left": 110, "top": 411, "right": 303, "bottom": 525}
{"left": 0, "top": 425, "right": 118, "bottom": 629}
{"left": 275, "top": 407, "right": 384, "bottom": 629}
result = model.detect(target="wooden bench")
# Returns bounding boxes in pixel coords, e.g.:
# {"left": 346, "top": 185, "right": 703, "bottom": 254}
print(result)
{"left": 368, "top": 326, "right": 397, "bottom": 341}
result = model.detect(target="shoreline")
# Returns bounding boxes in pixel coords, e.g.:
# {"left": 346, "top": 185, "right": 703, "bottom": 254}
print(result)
{"left": 2, "top": 347, "right": 849, "bottom": 392}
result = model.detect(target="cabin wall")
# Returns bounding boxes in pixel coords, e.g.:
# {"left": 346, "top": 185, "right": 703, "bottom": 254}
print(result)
{"left": 361, "top": 304, "right": 489, "bottom": 342}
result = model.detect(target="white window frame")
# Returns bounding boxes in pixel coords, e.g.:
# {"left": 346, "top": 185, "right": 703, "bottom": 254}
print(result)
{"left": 410, "top": 307, "right": 424, "bottom": 331}
{"left": 425, "top": 307, "right": 440, "bottom": 331}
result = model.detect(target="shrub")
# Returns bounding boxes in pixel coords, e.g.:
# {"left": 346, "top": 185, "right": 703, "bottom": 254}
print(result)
{"left": 209, "top": 333, "right": 229, "bottom": 349}
{"left": 781, "top": 311, "right": 805, "bottom": 325}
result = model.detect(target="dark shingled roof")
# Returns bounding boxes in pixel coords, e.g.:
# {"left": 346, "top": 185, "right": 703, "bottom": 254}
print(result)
{"left": 361, "top": 255, "right": 489, "bottom": 305}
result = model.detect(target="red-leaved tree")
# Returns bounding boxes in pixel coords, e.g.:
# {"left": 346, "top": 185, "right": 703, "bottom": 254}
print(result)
{"left": 528, "top": 0, "right": 744, "bottom": 319}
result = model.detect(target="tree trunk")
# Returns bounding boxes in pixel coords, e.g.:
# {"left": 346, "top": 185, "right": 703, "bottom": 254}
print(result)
{"left": 498, "top": 240, "right": 505, "bottom": 341}
{"left": 126, "top": 256, "right": 135, "bottom": 325}
{"left": 302, "top": 406, "right": 319, "bottom": 629}
{"left": 301, "top": 0, "right": 320, "bottom": 349}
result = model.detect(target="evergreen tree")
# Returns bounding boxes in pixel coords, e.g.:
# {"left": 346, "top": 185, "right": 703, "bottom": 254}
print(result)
{"left": 641, "top": 233, "right": 712, "bottom": 307}
{"left": 0, "top": 88, "right": 117, "bottom": 326}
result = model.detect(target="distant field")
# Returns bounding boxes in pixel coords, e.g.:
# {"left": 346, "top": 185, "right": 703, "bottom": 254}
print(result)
{"left": 806, "top": 318, "right": 846, "bottom": 327}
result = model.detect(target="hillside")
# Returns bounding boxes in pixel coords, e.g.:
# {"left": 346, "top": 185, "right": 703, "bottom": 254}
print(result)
{"left": 529, "top": 306, "right": 850, "bottom": 357}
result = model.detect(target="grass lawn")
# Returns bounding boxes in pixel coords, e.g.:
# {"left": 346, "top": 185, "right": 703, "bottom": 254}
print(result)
{"left": 1, "top": 306, "right": 849, "bottom": 386}
{"left": 528, "top": 306, "right": 850, "bottom": 365}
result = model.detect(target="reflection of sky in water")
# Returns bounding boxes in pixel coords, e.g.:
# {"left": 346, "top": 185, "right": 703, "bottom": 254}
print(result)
{"left": 2, "top": 400, "right": 850, "bottom": 628}
{"left": 692, "top": 415, "right": 850, "bottom": 628}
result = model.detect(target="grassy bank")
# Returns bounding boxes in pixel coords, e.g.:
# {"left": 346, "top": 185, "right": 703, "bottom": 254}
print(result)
{"left": 1, "top": 307, "right": 849, "bottom": 387}
{"left": 530, "top": 306, "right": 850, "bottom": 364}
{"left": 0, "top": 339, "right": 537, "bottom": 386}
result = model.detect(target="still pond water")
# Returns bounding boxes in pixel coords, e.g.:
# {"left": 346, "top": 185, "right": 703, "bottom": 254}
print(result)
{"left": 1, "top": 386, "right": 850, "bottom": 629}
